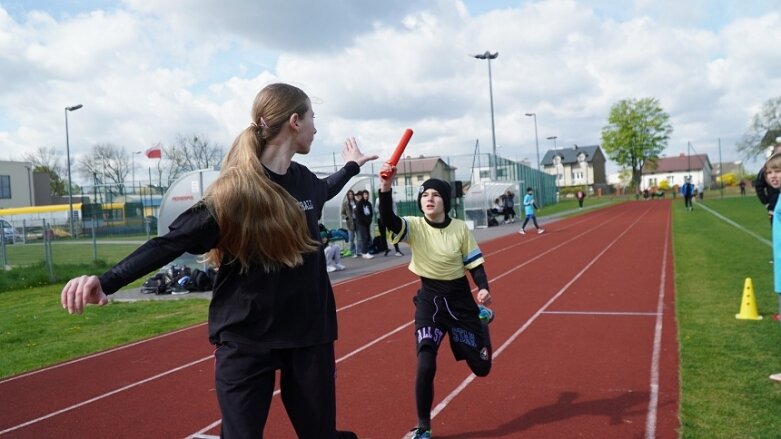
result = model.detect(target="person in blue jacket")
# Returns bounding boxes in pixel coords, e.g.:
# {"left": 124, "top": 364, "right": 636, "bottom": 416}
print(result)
{"left": 764, "top": 152, "right": 781, "bottom": 382}
{"left": 680, "top": 176, "right": 695, "bottom": 211}
{"left": 519, "top": 187, "right": 544, "bottom": 235}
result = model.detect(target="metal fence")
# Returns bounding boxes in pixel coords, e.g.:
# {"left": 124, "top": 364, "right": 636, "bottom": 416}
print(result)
{"left": 0, "top": 152, "right": 554, "bottom": 270}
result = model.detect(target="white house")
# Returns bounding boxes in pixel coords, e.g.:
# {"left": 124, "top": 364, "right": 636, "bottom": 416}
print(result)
{"left": 640, "top": 153, "right": 713, "bottom": 191}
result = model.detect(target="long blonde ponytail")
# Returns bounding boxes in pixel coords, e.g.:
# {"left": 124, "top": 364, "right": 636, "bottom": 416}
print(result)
{"left": 203, "top": 84, "right": 318, "bottom": 272}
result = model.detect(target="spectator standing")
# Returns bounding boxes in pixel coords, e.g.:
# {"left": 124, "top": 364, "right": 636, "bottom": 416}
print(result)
{"left": 503, "top": 190, "right": 516, "bottom": 223}
{"left": 341, "top": 190, "right": 358, "bottom": 257}
{"left": 757, "top": 138, "right": 781, "bottom": 227}
{"left": 576, "top": 189, "right": 586, "bottom": 209}
{"left": 354, "top": 189, "right": 374, "bottom": 259}
{"left": 739, "top": 180, "right": 746, "bottom": 196}
{"left": 764, "top": 152, "right": 781, "bottom": 381}
{"left": 680, "top": 177, "right": 695, "bottom": 211}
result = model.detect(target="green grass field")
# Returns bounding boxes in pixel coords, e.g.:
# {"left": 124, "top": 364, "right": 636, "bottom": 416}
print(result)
{"left": 2, "top": 193, "right": 780, "bottom": 437}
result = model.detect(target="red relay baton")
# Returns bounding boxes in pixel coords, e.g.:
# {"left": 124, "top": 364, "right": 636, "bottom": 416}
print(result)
{"left": 380, "top": 128, "right": 414, "bottom": 178}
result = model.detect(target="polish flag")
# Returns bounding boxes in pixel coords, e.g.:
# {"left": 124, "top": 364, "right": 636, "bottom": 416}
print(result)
{"left": 145, "top": 145, "right": 162, "bottom": 159}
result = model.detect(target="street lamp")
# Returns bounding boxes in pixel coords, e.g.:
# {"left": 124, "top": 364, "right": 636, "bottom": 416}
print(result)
{"left": 471, "top": 51, "right": 498, "bottom": 179}
{"left": 525, "top": 112, "right": 543, "bottom": 205}
{"left": 65, "top": 104, "right": 83, "bottom": 238}
{"left": 524, "top": 113, "right": 540, "bottom": 171}
{"left": 546, "top": 136, "right": 559, "bottom": 189}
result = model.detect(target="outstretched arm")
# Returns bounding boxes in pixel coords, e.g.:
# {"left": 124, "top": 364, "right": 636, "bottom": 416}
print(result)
{"left": 324, "top": 137, "right": 378, "bottom": 199}
{"left": 378, "top": 163, "right": 402, "bottom": 233}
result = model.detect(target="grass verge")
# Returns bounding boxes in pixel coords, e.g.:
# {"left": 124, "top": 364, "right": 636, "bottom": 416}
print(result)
{"left": 674, "top": 195, "right": 781, "bottom": 438}
{"left": 0, "top": 285, "right": 209, "bottom": 378}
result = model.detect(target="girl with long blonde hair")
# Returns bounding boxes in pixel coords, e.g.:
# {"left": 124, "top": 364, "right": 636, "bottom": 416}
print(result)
{"left": 61, "top": 83, "right": 377, "bottom": 438}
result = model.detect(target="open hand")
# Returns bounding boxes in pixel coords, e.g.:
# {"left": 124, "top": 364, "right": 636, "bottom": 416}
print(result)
{"left": 342, "top": 137, "right": 379, "bottom": 167}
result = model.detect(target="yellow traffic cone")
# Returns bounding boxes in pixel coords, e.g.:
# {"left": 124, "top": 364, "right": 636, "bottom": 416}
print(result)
{"left": 736, "top": 277, "right": 763, "bottom": 320}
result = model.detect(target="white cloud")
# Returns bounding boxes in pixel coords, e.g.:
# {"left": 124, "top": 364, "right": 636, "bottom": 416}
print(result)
{"left": 0, "top": 0, "right": 779, "bottom": 183}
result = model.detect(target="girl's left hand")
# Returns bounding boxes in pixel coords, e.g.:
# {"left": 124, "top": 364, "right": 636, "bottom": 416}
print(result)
{"left": 476, "top": 289, "right": 492, "bottom": 306}
{"left": 342, "top": 137, "right": 378, "bottom": 166}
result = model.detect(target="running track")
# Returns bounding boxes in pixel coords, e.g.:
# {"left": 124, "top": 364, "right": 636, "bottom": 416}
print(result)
{"left": 0, "top": 201, "right": 679, "bottom": 438}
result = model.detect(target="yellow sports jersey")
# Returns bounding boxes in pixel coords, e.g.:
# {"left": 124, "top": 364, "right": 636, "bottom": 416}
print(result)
{"left": 390, "top": 216, "right": 485, "bottom": 280}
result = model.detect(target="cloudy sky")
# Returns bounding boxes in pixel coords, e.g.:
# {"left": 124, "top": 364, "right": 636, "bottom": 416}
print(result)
{"left": 1, "top": 0, "right": 779, "bottom": 184}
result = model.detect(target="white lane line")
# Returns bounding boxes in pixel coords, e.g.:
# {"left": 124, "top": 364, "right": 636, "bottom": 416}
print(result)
{"left": 542, "top": 311, "right": 659, "bottom": 316}
{"left": 4, "top": 206, "right": 607, "bottom": 385}
{"left": 188, "top": 209, "right": 627, "bottom": 439}
{"left": 697, "top": 202, "right": 771, "bottom": 246}
{"left": 6, "top": 206, "right": 620, "bottom": 438}
{"left": 184, "top": 321, "right": 415, "bottom": 439}
{"left": 0, "top": 356, "right": 213, "bottom": 436}
{"left": 645, "top": 205, "right": 672, "bottom": 439}
{"left": 422, "top": 206, "right": 652, "bottom": 436}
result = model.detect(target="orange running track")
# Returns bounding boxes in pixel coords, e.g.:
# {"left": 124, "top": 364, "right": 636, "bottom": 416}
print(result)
{"left": 0, "top": 201, "right": 679, "bottom": 438}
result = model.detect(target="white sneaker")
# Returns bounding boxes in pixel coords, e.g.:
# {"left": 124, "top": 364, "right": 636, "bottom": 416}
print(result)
{"left": 518, "top": 229, "right": 526, "bottom": 235}
{"left": 770, "top": 373, "right": 781, "bottom": 382}
{"left": 352, "top": 253, "right": 359, "bottom": 259}
{"left": 335, "top": 263, "right": 346, "bottom": 271}
{"left": 395, "top": 251, "right": 403, "bottom": 257}
{"left": 362, "top": 253, "right": 374, "bottom": 260}
{"left": 537, "top": 228, "right": 545, "bottom": 234}
{"left": 326, "top": 265, "right": 336, "bottom": 272}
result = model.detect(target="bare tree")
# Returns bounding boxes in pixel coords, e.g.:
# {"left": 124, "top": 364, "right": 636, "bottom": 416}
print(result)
{"left": 23, "top": 146, "right": 68, "bottom": 196}
{"left": 161, "top": 134, "right": 224, "bottom": 186}
{"left": 736, "top": 96, "right": 781, "bottom": 159}
{"left": 76, "top": 143, "right": 131, "bottom": 195}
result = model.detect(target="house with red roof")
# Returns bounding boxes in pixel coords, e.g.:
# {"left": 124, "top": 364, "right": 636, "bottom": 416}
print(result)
{"left": 640, "top": 153, "right": 713, "bottom": 191}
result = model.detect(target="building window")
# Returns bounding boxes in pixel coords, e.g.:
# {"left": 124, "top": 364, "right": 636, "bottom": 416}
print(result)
{"left": 480, "top": 170, "right": 490, "bottom": 179}
{"left": 416, "top": 175, "right": 424, "bottom": 183}
{"left": 0, "top": 175, "right": 10, "bottom": 199}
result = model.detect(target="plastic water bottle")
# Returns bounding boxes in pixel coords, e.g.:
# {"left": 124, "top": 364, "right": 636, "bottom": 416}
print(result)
{"left": 478, "top": 305, "right": 494, "bottom": 324}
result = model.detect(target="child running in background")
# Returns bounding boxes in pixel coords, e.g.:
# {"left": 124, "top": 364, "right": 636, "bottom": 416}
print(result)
{"left": 765, "top": 152, "right": 781, "bottom": 382}
{"left": 60, "top": 83, "right": 377, "bottom": 439}
{"left": 519, "top": 186, "right": 545, "bottom": 235}
{"left": 377, "top": 163, "right": 494, "bottom": 439}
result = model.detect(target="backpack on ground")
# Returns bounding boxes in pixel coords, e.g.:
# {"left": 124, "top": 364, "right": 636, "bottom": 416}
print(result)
{"left": 184, "top": 268, "right": 214, "bottom": 292}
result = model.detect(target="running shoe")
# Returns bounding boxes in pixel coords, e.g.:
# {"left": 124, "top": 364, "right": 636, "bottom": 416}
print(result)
{"left": 537, "top": 228, "right": 545, "bottom": 234}
{"left": 518, "top": 229, "right": 526, "bottom": 235}
{"left": 335, "top": 263, "right": 346, "bottom": 271}
{"left": 770, "top": 373, "right": 781, "bottom": 382}
{"left": 478, "top": 305, "right": 495, "bottom": 324}
{"left": 362, "top": 253, "right": 374, "bottom": 260}
{"left": 409, "top": 427, "right": 432, "bottom": 439}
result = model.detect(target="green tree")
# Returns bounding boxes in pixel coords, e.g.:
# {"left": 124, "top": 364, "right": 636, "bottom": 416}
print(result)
{"left": 736, "top": 96, "right": 781, "bottom": 159}
{"left": 601, "top": 97, "right": 673, "bottom": 188}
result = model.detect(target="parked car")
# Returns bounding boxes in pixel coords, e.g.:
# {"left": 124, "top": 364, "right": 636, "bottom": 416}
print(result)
{"left": 1, "top": 219, "right": 16, "bottom": 244}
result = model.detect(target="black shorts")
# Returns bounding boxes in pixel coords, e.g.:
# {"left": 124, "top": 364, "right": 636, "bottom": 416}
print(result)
{"left": 413, "top": 282, "right": 492, "bottom": 373}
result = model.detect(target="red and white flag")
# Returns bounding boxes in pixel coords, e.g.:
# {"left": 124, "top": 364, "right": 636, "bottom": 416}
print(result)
{"left": 145, "top": 145, "right": 162, "bottom": 159}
